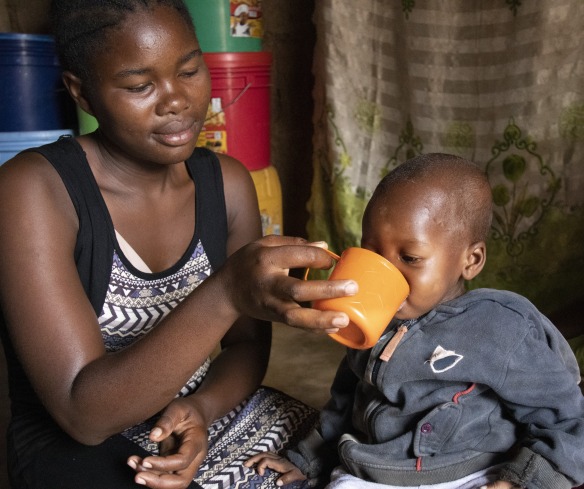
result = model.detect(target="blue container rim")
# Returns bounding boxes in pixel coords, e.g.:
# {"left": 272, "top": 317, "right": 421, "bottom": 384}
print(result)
{"left": 0, "top": 33, "right": 55, "bottom": 43}
{"left": 0, "top": 130, "right": 74, "bottom": 141}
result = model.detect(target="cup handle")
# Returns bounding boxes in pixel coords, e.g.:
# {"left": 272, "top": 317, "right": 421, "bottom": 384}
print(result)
{"left": 303, "top": 248, "right": 341, "bottom": 280}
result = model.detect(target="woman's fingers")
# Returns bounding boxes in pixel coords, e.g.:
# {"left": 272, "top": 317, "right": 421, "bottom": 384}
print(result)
{"left": 133, "top": 469, "right": 196, "bottom": 489}
{"left": 129, "top": 447, "right": 203, "bottom": 488}
{"left": 221, "top": 238, "right": 358, "bottom": 330}
{"left": 127, "top": 406, "right": 208, "bottom": 488}
{"left": 275, "top": 273, "right": 358, "bottom": 304}
{"left": 278, "top": 304, "right": 349, "bottom": 332}
{"left": 150, "top": 414, "right": 176, "bottom": 442}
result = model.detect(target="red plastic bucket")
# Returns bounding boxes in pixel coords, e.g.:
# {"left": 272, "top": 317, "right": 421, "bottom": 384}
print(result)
{"left": 201, "top": 52, "right": 271, "bottom": 171}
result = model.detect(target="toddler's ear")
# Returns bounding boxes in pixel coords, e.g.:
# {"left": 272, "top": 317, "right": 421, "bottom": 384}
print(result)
{"left": 462, "top": 241, "right": 486, "bottom": 281}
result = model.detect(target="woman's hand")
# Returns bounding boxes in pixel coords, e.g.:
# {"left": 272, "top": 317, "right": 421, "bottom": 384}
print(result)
{"left": 127, "top": 398, "right": 208, "bottom": 488}
{"left": 219, "top": 235, "right": 358, "bottom": 332}
{"left": 245, "top": 452, "right": 306, "bottom": 487}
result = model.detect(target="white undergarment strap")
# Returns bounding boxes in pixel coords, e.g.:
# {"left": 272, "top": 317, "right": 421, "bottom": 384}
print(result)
{"left": 115, "top": 230, "right": 152, "bottom": 273}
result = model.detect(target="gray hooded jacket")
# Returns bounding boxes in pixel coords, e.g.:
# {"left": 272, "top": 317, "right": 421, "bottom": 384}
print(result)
{"left": 287, "top": 289, "right": 584, "bottom": 488}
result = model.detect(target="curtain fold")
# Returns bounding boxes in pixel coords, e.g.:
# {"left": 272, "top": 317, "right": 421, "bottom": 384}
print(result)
{"left": 307, "top": 0, "right": 584, "bottom": 315}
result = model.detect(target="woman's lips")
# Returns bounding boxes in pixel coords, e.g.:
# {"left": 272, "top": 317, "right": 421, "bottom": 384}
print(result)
{"left": 155, "top": 121, "right": 197, "bottom": 146}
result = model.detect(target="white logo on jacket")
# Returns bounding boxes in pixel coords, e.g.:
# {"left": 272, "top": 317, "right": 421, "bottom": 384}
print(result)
{"left": 426, "top": 345, "right": 463, "bottom": 373}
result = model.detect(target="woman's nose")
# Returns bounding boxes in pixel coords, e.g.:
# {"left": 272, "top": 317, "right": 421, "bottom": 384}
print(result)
{"left": 156, "top": 80, "right": 190, "bottom": 115}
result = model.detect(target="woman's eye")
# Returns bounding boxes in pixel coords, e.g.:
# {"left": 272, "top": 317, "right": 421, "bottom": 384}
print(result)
{"left": 127, "top": 84, "right": 150, "bottom": 93}
{"left": 181, "top": 68, "right": 199, "bottom": 78}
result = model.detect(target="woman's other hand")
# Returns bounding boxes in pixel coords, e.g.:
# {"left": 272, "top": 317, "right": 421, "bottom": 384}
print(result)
{"left": 127, "top": 398, "right": 208, "bottom": 488}
{"left": 219, "top": 235, "right": 358, "bottom": 332}
{"left": 245, "top": 451, "right": 307, "bottom": 487}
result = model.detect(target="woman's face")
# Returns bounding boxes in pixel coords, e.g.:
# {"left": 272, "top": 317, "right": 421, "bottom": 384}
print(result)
{"left": 361, "top": 181, "right": 469, "bottom": 321}
{"left": 85, "top": 5, "right": 211, "bottom": 166}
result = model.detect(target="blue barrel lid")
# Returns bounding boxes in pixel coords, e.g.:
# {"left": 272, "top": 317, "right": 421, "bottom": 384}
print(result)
{"left": 0, "top": 130, "right": 74, "bottom": 142}
{"left": 0, "top": 32, "right": 55, "bottom": 43}
{"left": 0, "top": 32, "right": 59, "bottom": 67}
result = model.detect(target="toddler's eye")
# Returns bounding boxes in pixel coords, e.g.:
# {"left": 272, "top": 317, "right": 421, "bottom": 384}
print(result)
{"left": 400, "top": 255, "right": 420, "bottom": 265}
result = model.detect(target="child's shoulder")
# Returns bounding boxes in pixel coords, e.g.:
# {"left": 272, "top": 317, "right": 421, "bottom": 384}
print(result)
{"left": 455, "top": 288, "right": 549, "bottom": 326}
{"left": 465, "top": 287, "right": 533, "bottom": 305}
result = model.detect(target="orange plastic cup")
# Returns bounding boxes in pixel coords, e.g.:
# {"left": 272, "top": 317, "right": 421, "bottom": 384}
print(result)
{"left": 311, "top": 247, "right": 409, "bottom": 349}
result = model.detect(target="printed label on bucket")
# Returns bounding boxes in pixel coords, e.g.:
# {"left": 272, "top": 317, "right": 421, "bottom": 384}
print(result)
{"left": 197, "top": 131, "right": 228, "bottom": 154}
{"left": 230, "top": 1, "right": 263, "bottom": 39}
{"left": 198, "top": 98, "right": 228, "bottom": 153}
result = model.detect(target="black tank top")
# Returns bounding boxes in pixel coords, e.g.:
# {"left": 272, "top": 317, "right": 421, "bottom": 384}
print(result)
{"left": 0, "top": 135, "right": 228, "bottom": 422}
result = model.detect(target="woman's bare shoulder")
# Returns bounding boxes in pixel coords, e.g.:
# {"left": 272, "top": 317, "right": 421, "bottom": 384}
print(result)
{"left": 213, "top": 152, "right": 262, "bottom": 253}
{"left": 0, "top": 150, "right": 79, "bottom": 245}
{"left": 0, "top": 149, "right": 70, "bottom": 195}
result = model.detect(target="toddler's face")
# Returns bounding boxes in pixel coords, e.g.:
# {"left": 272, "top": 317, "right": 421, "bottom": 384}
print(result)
{"left": 361, "top": 182, "right": 469, "bottom": 320}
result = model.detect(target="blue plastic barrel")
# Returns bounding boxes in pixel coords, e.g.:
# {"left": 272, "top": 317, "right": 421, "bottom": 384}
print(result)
{"left": 0, "top": 33, "right": 73, "bottom": 131}
{"left": 0, "top": 130, "right": 74, "bottom": 165}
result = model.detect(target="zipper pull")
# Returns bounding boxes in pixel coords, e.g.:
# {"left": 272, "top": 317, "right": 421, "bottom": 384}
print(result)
{"left": 380, "top": 325, "right": 408, "bottom": 362}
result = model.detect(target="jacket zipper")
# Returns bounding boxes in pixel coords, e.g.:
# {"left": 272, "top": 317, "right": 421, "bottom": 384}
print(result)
{"left": 371, "top": 322, "right": 409, "bottom": 384}
{"left": 380, "top": 324, "right": 408, "bottom": 361}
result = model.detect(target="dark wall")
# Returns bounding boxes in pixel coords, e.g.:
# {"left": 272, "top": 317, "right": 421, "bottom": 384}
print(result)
{"left": 262, "top": 0, "right": 316, "bottom": 238}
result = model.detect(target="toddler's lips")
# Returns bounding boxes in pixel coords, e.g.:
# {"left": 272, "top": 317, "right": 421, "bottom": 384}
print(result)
{"left": 396, "top": 299, "right": 407, "bottom": 312}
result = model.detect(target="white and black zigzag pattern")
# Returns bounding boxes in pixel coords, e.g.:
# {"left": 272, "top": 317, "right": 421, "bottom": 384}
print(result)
{"left": 194, "top": 387, "right": 317, "bottom": 489}
{"left": 99, "top": 240, "right": 211, "bottom": 352}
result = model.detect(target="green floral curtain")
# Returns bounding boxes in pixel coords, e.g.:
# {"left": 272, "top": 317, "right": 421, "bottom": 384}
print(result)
{"left": 307, "top": 0, "right": 584, "bottom": 317}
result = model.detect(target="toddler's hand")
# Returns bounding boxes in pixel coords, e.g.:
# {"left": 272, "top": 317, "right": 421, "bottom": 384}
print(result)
{"left": 245, "top": 451, "right": 306, "bottom": 487}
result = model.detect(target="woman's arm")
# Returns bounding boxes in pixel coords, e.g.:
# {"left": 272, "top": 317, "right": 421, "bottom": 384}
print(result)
{"left": 181, "top": 153, "right": 270, "bottom": 426}
{"left": 0, "top": 153, "right": 356, "bottom": 446}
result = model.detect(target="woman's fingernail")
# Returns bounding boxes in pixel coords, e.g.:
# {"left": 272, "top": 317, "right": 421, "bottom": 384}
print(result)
{"left": 310, "top": 241, "right": 328, "bottom": 248}
{"left": 127, "top": 459, "right": 137, "bottom": 470}
{"left": 150, "top": 427, "right": 162, "bottom": 438}
{"left": 332, "top": 315, "right": 349, "bottom": 327}
{"left": 344, "top": 281, "right": 358, "bottom": 295}
{"left": 136, "top": 478, "right": 146, "bottom": 485}
{"left": 325, "top": 328, "right": 339, "bottom": 334}
{"left": 142, "top": 461, "right": 153, "bottom": 469}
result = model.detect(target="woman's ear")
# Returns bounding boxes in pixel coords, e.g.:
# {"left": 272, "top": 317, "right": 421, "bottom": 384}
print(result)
{"left": 462, "top": 241, "right": 486, "bottom": 281}
{"left": 61, "top": 71, "right": 95, "bottom": 117}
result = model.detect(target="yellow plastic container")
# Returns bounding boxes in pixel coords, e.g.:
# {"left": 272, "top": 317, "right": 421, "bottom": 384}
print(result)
{"left": 250, "top": 165, "right": 283, "bottom": 236}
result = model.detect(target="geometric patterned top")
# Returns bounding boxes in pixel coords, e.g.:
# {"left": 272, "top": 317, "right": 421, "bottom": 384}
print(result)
{"left": 99, "top": 239, "right": 213, "bottom": 395}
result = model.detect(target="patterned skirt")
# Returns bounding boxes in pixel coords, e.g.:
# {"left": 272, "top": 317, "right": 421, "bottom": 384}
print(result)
{"left": 122, "top": 386, "right": 318, "bottom": 489}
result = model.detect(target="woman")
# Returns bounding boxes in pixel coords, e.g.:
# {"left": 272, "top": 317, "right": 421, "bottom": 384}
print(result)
{"left": 0, "top": 1, "right": 356, "bottom": 488}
